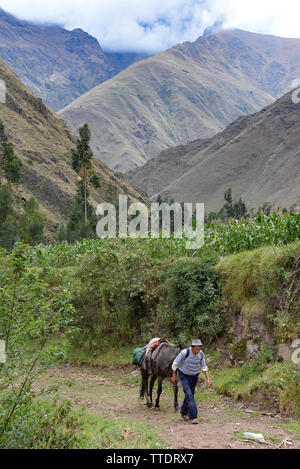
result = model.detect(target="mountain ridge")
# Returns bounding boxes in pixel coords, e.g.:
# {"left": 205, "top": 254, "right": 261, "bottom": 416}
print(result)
{"left": 59, "top": 28, "right": 300, "bottom": 172}
{"left": 127, "top": 90, "right": 300, "bottom": 211}
{"left": 0, "top": 56, "right": 147, "bottom": 238}
{"left": 0, "top": 8, "right": 148, "bottom": 111}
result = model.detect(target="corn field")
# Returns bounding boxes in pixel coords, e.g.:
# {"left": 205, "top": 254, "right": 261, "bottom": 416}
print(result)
{"left": 205, "top": 212, "right": 300, "bottom": 255}
{"left": 31, "top": 212, "right": 300, "bottom": 266}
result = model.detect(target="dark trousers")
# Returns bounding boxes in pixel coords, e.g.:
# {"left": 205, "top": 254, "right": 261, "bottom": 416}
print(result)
{"left": 179, "top": 371, "right": 199, "bottom": 420}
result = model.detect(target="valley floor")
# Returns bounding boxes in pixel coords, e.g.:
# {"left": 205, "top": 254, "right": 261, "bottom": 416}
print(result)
{"left": 32, "top": 364, "right": 300, "bottom": 450}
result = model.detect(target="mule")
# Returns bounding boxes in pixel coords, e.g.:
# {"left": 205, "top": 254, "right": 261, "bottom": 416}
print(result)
{"left": 140, "top": 343, "right": 187, "bottom": 411}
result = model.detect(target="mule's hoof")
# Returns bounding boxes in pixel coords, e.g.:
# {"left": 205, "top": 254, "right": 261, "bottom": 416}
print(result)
{"left": 146, "top": 402, "right": 152, "bottom": 409}
{"left": 154, "top": 407, "right": 160, "bottom": 412}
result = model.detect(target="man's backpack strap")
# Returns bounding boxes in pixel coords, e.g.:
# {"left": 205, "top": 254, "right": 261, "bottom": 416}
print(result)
{"left": 180, "top": 347, "right": 190, "bottom": 365}
{"left": 175, "top": 347, "right": 190, "bottom": 374}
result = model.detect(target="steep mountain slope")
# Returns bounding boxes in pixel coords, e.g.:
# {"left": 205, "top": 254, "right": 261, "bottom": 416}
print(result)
{"left": 127, "top": 90, "right": 300, "bottom": 211}
{"left": 0, "top": 57, "right": 147, "bottom": 237}
{"left": 0, "top": 8, "right": 148, "bottom": 111}
{"left": 60, "top": 29, "right": 300, "bottom": 172}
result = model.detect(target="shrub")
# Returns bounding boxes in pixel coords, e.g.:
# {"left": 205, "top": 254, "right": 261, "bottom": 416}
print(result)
{"left": 161, "top": 254, "right": 227, "bottom": 342}
{"left": 0, "top": 396, "right": 81, "bottom": 449}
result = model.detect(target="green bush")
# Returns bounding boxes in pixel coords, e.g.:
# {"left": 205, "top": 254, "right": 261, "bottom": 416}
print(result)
{"left": 161, "top": 255, "right": 227, "bottom": 342}
{"left": 0, "top": 396, "right": 81, "bottom": 449}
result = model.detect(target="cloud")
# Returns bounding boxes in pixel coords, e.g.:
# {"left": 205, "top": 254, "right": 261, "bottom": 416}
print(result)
{"left": 1, "top": 0, "right": 300, "bottom": 52}
{"left": 221, "top": 0, "right": 300, "bottom": 37}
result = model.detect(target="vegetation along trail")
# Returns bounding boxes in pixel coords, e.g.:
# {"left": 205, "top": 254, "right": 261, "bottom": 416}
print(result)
{"left": 33, "top": 364, "right": 300, "bottom": 450}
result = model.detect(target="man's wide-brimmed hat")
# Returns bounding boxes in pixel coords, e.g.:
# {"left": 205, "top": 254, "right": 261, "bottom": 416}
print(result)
{"left": 191, "top": 339, "right": 203, "bottom": 347}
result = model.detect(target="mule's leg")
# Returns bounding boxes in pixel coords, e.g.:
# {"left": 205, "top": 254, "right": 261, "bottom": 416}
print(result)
{"left": 140, "top": 370, "right": 146, "bottom": 400}
{"left": 173, "top": 379, "right": 179, "bottom": 412}
{"left": 143, "top": 370, "right": 152, "bottom": 408}
{"left": 155, "top": 377, "right": 163, "bottom": 410}
{"left": 141, "top": 369, "right": 151, "bottom": 407}
{"left": 149, "top": 375, "right": 157, "bottom": 409}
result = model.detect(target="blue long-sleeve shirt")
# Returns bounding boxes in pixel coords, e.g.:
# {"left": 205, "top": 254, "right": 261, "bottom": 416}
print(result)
{"left": 172, "top": 347, "right": 208, "bottom": 376}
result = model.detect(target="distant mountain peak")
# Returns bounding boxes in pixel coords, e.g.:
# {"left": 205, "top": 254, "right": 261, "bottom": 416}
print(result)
{"left": 0, "top": 8, "right": 148, "bottom": 111}
{"left": 71, "top": 28, "right": 94, "bottom": 37}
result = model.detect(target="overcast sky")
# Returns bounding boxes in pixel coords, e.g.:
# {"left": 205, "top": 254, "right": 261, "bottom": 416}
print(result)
{"left": 1, "top": 0, "right": 300, "bottom": 52}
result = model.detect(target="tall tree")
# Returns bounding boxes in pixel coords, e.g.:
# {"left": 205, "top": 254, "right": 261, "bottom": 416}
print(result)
{"left": 66, "top": 180, "right": 97, "bottom": 242}
{"left": 71, "top": 123, "right": 93, "bottom": 225}
{"left": 0, "top": 185, "right": 18, "bottom": 250}
{"left": 233, "top": 198, "right": 248, "bottom": 219}
{"left": 0, "top": 120, "right": 22, "bottom": 186}
{"left": 223, "top": 188, "right": 248, "bottom": 220}
{"left": 224, "top": 188, "right": 234, "bottom": 218}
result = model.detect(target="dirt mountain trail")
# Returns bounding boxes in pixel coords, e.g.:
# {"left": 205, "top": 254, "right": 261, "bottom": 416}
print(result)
{"left": 33, "top": 365, "right": 299, "bottom": 450}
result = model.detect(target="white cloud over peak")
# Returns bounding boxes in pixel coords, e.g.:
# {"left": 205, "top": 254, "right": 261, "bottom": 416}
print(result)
{"left": 1, "top": 0, "right": 300, "bottom": 52}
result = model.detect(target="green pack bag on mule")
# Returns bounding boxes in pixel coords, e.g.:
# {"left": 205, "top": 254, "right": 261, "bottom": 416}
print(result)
{"left": 133, "top": 347, "right": 146, "bottom": 366}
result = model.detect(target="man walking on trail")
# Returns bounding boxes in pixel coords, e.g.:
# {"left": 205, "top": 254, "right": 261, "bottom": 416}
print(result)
{"left": 172, "top": 339, "right": 211, "bottom": 424}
